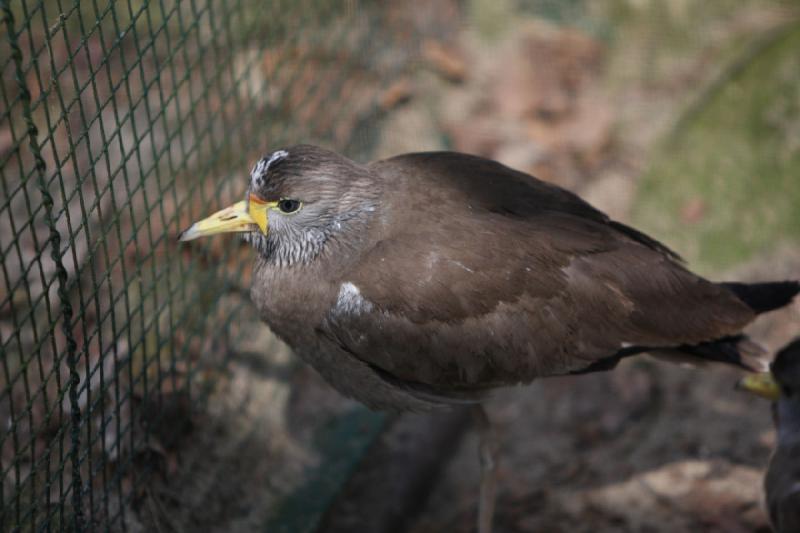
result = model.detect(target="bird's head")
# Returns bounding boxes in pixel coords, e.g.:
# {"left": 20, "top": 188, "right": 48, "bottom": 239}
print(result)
{"left": 739, "top": 338, "right": 800, "bottom": 400}
{"left": 179, "top": 145, "right": 379, "bottom": 266}
{"left": 738, "top": 338, "right": 800, "bottom": 440}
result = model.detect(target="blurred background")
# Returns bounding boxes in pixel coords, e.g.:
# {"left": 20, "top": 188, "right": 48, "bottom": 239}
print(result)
{"left": 1, "top": 0, "right": 799, "bottom": 531}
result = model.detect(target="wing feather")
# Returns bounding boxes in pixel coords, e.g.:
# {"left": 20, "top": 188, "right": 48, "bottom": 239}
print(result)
{"left": 320, "top": 152, "right": 754, "bottom": 389}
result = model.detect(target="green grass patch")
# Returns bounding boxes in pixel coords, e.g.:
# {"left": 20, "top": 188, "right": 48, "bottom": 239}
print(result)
{"left": 632, "top": 23, "right": 800, "bottom": 274}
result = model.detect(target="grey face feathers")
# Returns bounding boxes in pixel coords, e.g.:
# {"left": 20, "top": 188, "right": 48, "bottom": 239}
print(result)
{"left": 242, "top": 145, "right": 381, "bottom": 267}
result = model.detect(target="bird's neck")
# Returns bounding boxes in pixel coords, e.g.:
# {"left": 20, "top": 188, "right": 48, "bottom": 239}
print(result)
{"left": 253, "top": 227, "right": 330, "bottom": 268}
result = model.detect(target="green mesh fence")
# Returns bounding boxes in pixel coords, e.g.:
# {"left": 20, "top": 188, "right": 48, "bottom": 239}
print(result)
{"left": 0, "top": 1, "right": 426, "bottom": 529}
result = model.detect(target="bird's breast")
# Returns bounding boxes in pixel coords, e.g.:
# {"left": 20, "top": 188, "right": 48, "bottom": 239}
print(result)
{"left": 250, "top": 260, "right": 337, "bottom": 342}
{"left": 249, "top": 260, "right": 444, "bottom": 411}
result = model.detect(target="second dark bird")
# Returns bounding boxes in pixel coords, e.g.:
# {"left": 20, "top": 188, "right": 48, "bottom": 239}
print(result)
{"left": 740, "top": 338, "right": 800, "bottom": 533}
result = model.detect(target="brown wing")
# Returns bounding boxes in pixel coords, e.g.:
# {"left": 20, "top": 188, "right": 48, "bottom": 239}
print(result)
{"left": 320, "top": 152, "right": 754, "bottom": 390}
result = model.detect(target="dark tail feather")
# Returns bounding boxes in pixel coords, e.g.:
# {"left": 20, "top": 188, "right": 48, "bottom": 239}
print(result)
{"left": 723, "top": 281, "right": 800, "bottom": 314}
{"left": 677, "top": 334, "right": 768, "bottom": 372}
{"left": 571, "top": 336, "right": 769, "bottom": 375}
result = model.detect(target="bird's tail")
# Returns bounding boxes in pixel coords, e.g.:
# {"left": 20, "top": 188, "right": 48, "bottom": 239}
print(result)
{"left": 674, "top": 334, "right": 769, "bottom": 373}
{"left": 581, "top": 335, "right": 770, "bottom": 374}
{"left": 722, "top": 280, "right": 800, "bottom": 314}
{"left": 576, "top": 282, "right": 798, "bottom": 375}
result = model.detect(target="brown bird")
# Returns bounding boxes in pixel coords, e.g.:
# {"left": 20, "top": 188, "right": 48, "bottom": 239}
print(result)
{"left": 180, "top": 144, "right": 799, "bottom": 532}
{"left": 739, "top": 339, "right": 800, "bottom": 533}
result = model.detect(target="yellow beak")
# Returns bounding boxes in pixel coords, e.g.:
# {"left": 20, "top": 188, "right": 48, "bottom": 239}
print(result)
{"left": 736, "top": 372, "right": 781, "bottom": 400}
{"left": 178, "top": 195, "right": 277, "bottom": 242}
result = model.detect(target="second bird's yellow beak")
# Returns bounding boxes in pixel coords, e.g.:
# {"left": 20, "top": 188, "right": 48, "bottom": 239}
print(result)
{"left": 178, "top": 195, "right": 276, "bottom": 241}
{"left": 736, "top": 372, "right": 781, "bottom": 400}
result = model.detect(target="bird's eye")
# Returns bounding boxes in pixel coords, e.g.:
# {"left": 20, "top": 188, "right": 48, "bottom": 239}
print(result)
{"left": 277, "top": 198, "right": 302, "bottom": 214}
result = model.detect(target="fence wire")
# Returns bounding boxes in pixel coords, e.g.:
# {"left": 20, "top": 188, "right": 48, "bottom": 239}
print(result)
{"left": 0, "top": 0, "right": 429, "bottom": 529}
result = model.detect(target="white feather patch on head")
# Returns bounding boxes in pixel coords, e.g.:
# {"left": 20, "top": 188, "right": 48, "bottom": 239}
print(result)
{"left": 250, "top": 149, "right": 289, "bottom": 189}
{"left": 334, "top": 282, "right": 374, "bottom": 316}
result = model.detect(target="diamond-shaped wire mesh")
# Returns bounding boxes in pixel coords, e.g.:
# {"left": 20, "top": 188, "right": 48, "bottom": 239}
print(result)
{"left": 0, "top": 0, "right": 423, "bottom": 529}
